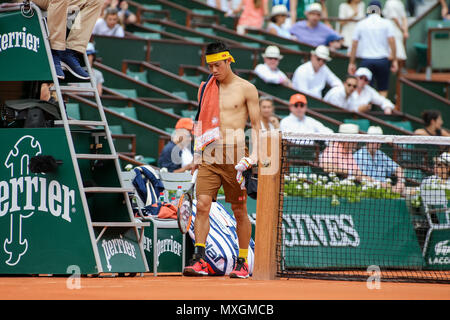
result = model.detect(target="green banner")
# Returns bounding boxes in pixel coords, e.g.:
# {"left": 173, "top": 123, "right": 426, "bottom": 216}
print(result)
{"left": 142, "top": 223, "right": 184, "bottom": 273}
{"left": 96, "top": 227, "right": 147, "bottom": 273}
{"left": 0, "top": 8, "right": 52, "bottom": 81}
{"left": 424, "top": 229, "right": 450, "bottom": 270}
{"left": 0, "top": 128, "right": 97, "bottom": 274}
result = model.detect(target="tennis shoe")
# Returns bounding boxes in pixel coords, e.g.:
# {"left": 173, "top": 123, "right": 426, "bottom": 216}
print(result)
{"left": 60, "top": 49, "right": 90, "bottom": 80}
{"left": 51, "top": 50, "right": 65, "bottom": 80}
{"left": 229, "top": 258, "right": 249, "bottom": 279}
{"left": 183, "top": 254, "right": 208, "bottom": 276}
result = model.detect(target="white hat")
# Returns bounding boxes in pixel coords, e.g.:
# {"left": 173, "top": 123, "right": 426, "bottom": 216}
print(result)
{"left": 339, "top": 123, "right": 359, "bottom": 134}
{"left": 355, "top": 67, "right": 373, "bottom": 81}
{"left": 367, "top": 126, "right": 383, "bottom": 135}
{"left": 271, "top": 4, "right": 289, "bottom": 18}
{"left": 262, "top": 45, "right": 283, "bottom": 60}
{"left": 305, "top": 3, "right": 322, "bottom": 14}
{"left": 311, "top": 45, "right": 331, "bottom": 61}
{"left": 435, "top": 152, "right": 450, "bottom": 165}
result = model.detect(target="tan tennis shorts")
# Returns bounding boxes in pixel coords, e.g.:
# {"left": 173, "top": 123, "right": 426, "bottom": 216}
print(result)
{"left": 196, "top": 144, "right": 248, "bottom": 204}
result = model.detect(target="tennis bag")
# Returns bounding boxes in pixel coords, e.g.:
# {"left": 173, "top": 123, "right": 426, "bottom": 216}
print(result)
{"left": 188, "top": 200, "right": 255, "bottom": 276}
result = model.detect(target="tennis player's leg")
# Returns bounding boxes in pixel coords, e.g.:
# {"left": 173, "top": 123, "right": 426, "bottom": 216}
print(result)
{"left": 221, "top": 165, "right": 251, "bottom": 278}
{"left": 183, "top": 165, "right": 220, "bottom": 276}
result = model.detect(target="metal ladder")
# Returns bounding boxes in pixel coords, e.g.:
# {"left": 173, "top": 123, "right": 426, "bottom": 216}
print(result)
{"left": 30, "top": 2, "right": 149, "bottom": 274}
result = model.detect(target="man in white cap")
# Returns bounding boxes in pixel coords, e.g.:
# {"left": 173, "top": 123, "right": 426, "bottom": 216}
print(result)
{"left": 291, "top": 45, "right": 342, "bottom": 99}
{"left": 289, "top": 2, "right": 340, "bottom": 47}
{"left": 421, "top": 152, "right": 450, "bottom": 193}
{"left": 254, "top": 46, "right": 292, "bottom": 87}
{"left": 348, "top": 67, "right": 395, "bottom": 114}
{"left": 354, "top": 126, "right": 405, "bottom": 194}
{"left": 348, "top": 0, "right": 398, "bottom": 98}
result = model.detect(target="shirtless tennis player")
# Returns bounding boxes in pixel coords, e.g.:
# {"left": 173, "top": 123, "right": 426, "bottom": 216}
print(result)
{"left": 183, "top": 41, "right": 261, "bottom": 278}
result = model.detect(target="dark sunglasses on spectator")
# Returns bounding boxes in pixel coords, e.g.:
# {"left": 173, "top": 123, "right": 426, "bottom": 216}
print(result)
{"left": 294, "top": 102, "right": 306, "bottom": 108}
{"left": 316, "top": 57, "right": 326, "bottom": 63}
{"left": 266, "top": 57, "right": 279, "bottom": 60}
{"left": 358, "top": 76, "right": 369, "bottom": 82}
{"left": 346, "top": 83, "right": 357, "bottom": 88}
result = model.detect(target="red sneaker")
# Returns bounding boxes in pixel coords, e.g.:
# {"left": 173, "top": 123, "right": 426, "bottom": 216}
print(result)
{"left": 183, "top": 255, "right": 208, "bottom": 276}
{"left": 229, "top": 258, "right": 250, "bottom": 279}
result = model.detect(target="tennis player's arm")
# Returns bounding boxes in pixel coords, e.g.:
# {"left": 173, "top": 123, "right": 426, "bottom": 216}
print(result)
{"left": 246, "top": 83, "right": 261, "bottom": 165}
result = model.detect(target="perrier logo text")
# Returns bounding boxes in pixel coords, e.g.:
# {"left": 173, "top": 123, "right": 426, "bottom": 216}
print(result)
{"left": 0, "top": 27, "right": 40, "bottom": 53}
{"left": 1, "top": 136, "right": 76, "bottom": 266}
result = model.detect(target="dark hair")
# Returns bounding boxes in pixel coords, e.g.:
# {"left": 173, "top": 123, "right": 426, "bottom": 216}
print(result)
{"left": 205, "top": 41, "right": 230, "bottom": 56}
{"left": 345, "top": 75, "right": 357, "bottom": 82}
{"left": 422, "top": 110, "right": 442, "bottom": 126}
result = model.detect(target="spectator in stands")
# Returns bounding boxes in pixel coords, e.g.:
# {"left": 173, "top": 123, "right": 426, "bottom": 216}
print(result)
{"left": 32, "top": 0, "right": 102, "bottom": 80}
{"left": 383, "top": 0, "right": 409, "bottom": 62}
{"left": 325, "top": 34, "right": 345, "bottom": 53}
{"left": 259, "top": 96, "right": 280, "bottom": 131}
{"left": 414, "top": 110, "right": 450, "bottom": 137}
{"left": 319, "top": 123, "right": 368, "bottom": 179}
{"left": 70, "top": 43, "right": 104, "bottom": 96}
{"left": 323, "top": 75, "right": 358, "bottom": 110}
{"left": 289, "top": 2, "right": 339, "bottom": 47}
{"left": 348, "top": 67, "right": 394, "bottom": 114}
{"left": 421, "top": 152, "right": 450, "bottom": 190}
{"left": 92, "top": 7, "right": 125, "bottom": 38}
{"left": 209, "top": 0, "right": 241, "bottom": 16}
{"left": 338, "top": 0, "right": 365, "bottom": 49}
{"left": 158, "top": 118, "right": 194, "bottom": 173}
{"left": 267, "top": 5, "right": 295, "bottom": 39}
{"left": 291, "top": 45, "right": 342, "bottom": 99}
{"left": 280, "top": 93, "right": 333, "bottom": 134}
{"left": 117, "top": 1, "right": 137, "bottom": 26}
{"left": 233, "top": 0, "right": 269, "bottom": 35}
{"left": 354, "top": 126, "right": 406, "bottom": 194}
{"left": 348, "top": 0, "right": 398, "bottom": 98}
{"left": 254, "top": 46, "right": 292, "bottom": 87}
{"left": 440, "top": 0, "right": 450, "bottom": 20}
{"left": 271, "top": 0, "right": 296, "bottom": 26}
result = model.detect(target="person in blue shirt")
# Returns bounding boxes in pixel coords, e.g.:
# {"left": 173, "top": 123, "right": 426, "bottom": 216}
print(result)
{"left": 354, "top": 126, "right": 406, "bottom": 194}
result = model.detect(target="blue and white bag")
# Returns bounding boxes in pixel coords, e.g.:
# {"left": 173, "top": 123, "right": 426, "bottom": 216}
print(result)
{"left": 189, "top": 200, "right": 255, "bottom": 276}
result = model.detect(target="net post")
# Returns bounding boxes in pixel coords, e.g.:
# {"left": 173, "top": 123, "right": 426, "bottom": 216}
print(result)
{"left": 253, "top": 131, "right": 282, "bottom": 280}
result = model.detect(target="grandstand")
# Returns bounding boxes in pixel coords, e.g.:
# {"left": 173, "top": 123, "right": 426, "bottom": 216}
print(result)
{"left": 0, "top": 0, "right": 449, "bottom": 288}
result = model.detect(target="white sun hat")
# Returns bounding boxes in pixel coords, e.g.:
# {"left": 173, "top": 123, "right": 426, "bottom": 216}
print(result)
{"left": 311, "top": 45, "right": 331, "bottom": 61}
{"left": 262, "top": 45, "right": 283, "bottom": 60}
{"left": 271, "top": 4, "right": 289, "bottom": 18}
{"left": 367, "top": 126, "right": 383, "bottom": 135}
{"left": 339, "top": 123, "right": 359, "bottom": 134}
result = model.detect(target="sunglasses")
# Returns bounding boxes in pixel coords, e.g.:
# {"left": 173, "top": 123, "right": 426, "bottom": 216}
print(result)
{"left": 358, "top": 76, "right": 369, "bottom": 82}
{"left": 294, "top": 102, "right": 306, "bottom": 108}
{"left": 346, "top": 83, "right": 357, "bottom": 88}
{"left": 266, "top": 57, "right": 280, "bottom": 61}
{"left": 316, "top": 57, "right": 327, "bottom": 63}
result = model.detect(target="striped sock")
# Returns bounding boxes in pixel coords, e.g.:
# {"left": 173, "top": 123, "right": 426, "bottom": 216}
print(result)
{"left": 238, "top": 248, "right": 248, "bottom": 263}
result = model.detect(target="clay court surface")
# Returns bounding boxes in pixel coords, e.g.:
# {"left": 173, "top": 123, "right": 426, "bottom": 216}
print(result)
{"left": 1, "top": 275, "right": 449, "bottom": 300}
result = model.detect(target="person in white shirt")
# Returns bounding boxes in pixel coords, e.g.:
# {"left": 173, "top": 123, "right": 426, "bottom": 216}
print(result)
{"left": 338, "top": 0, "right": 365, "bottom": 48}
{"left": 280, "top": 93, "right": 334, "bottom": 135}
{"left": 254, "top": 46, "right": 292, "bottom": 87}
{"left": 348, "top": 0, "right": 397, "bottom": 98}
{"left": 349, "top": 68, "right": 394, "bottom": 114}
{"left": 267, "top": 5, "right": 294, "bottom": 39}
{"left": 383, "top": 0, "right": 409, "bottom": 61}
{"left": 92, "top": 8, "right": 125, "bottom": 38}
{"left": 292, "top": 45, "right": 342, "bottom": 99}
{"left": 323, "top": 75, "right": 358, "bottom": 110}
